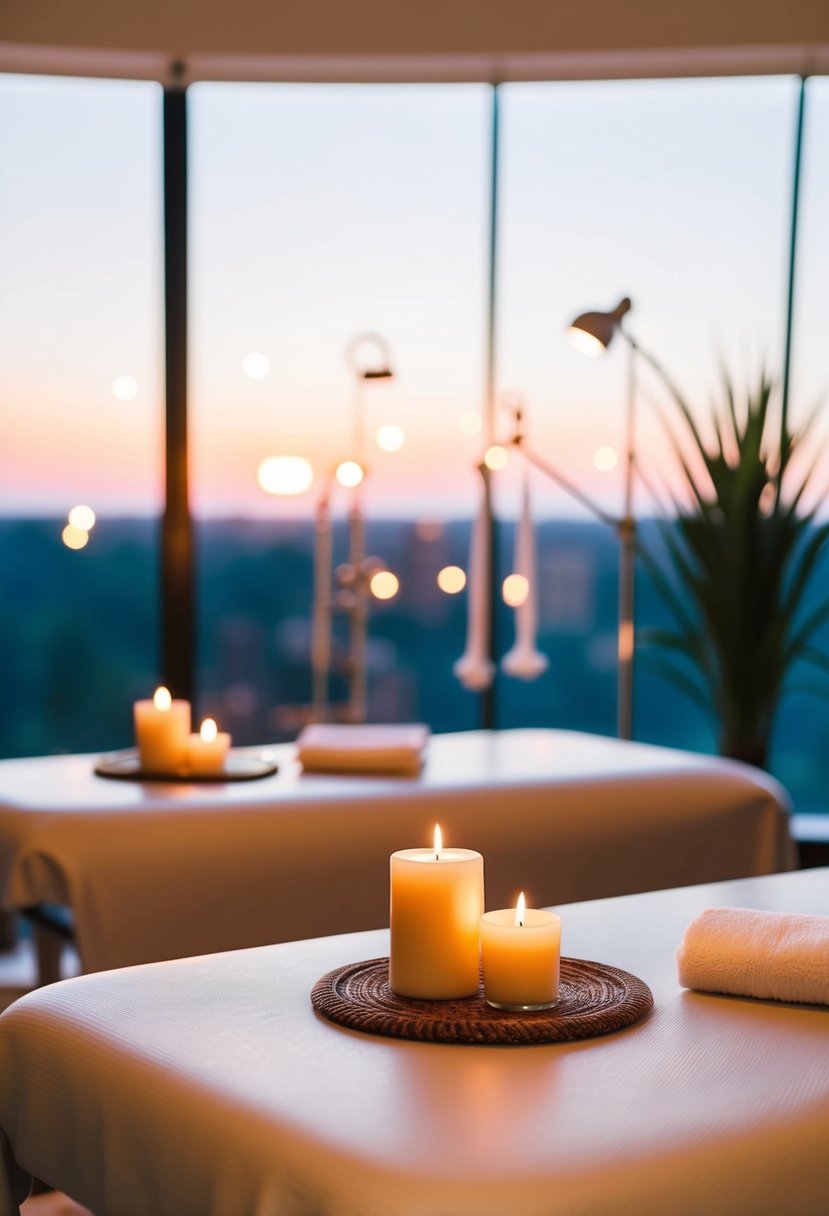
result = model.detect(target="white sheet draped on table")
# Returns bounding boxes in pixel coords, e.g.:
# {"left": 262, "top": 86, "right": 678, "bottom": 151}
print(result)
{"left": 0, "top": 729, "right": 795, "bottom": 974}
{"left": 0, "top": 869, "right": 825, "bottom": 1216}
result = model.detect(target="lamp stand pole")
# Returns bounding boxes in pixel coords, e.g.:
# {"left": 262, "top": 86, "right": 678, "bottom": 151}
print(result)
{"left": 615, "top": 335, "right": 638, "bottom": 741}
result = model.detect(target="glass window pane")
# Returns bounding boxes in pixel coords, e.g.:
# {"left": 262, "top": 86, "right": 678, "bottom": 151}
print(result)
{"left": 0, "top": 74, "right": 163, "bottom": 757}
{"left": 497, "top": 77, "right": 797, "bottom": 741}
{"left": 190, "top": 83, "right": 490, "bottom": 742}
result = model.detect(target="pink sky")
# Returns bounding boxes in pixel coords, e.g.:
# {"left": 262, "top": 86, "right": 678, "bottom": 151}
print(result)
{"left": 2, "top": 74, "right": 827, "bottom": 522}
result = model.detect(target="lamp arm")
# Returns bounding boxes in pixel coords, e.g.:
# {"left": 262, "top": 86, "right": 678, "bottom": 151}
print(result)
{"left": 513, "top": 439, "right": 621, "bottom": 530}
{"left": 621, "top": 331, "right": 681, "bottom": 401}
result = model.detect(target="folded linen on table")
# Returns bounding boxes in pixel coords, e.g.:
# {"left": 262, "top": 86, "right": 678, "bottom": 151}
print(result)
{"left": 676, "top": 906, "right": 829, "bottom": 1005}
{"left": 295, "top": 723, "right": 430, "bottom": 775}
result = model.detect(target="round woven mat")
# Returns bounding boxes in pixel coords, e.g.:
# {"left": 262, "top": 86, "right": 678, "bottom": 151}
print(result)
{"left": 311, "top": 956, "right": 653, "bottom": 1045}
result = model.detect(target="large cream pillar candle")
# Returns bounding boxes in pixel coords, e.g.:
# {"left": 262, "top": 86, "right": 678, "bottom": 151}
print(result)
{"left": 133, "top": 686, "right": 191, "bottom": 774}
{"left": 480, "top": 893, "right": 561, "bottom": 1010}
{"left": 390, "top": 825, "right": 484, "bottom": 999}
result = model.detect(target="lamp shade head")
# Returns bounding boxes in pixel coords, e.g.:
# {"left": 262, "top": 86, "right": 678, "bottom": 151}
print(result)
{"left": 567, "top": 297, "right": 632, "bottom": 355}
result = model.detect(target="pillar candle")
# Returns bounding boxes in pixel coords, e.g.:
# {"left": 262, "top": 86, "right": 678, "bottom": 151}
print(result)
{"left": 390, "top": 825, "right": 484, "bottom": 999}
{"left": 480, "top": 893, "right": 561, "bottom": 1010}
{"left": 133, "top": 687, "right": 191, "bottom": 775}
{"left": 186, "top": 718, "right": 231, "bottom": 776}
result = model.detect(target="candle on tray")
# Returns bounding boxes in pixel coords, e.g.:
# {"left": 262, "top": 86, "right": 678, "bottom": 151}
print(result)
{"left": 480, "top": 892, "right": 561, "bottom": 1011}
{"left": 187, "top": 718, "right": 232, "bottom": 776}
{"left": 390, "top": 824, "right": 484, "bottom": 999}
{"left": 133, "top": 686, "right": 191, "bottom": 775}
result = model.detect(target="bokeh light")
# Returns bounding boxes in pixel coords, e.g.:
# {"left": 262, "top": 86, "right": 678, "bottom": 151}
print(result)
{"left": 437, "top": 565, "right": 466, "bottom": 594}
{"left": 502, "top": 573, "right": 529, "bottom": 607}
{"left": 458, "top": 412, "right": 482, "bottom": 435}
{"left": 370, "top": 570, "right": 399, "bottom": 600}
{"left": 593, "top": 445, "right": 618, "bottom": 472}
{"left": 68, "top": 504, "right": 96, "bottom": 531}
{"left": 376, "top": 423, "right": 406, "bottom": 452}
{"left": 242, "top": 352, "right": 270, "bottom": 380}
{"left": 335, "top": 460, "right": 365, "bottom": 489}
{"left": 111, "top": 375, "right": 138, "bottom": 401}
{"left": 61, "top": 524, "right": 89, "bottom": 550}
{"left": 257, "top": 456, "right": 314, "bottom": 496}
{"left": 483, "top": 444, "right": 508, "bottom": 471}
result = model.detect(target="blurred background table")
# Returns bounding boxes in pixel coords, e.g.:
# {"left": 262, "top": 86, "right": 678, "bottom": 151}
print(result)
{"left": 0, "top": 728, "right": 794, "bottom": 982}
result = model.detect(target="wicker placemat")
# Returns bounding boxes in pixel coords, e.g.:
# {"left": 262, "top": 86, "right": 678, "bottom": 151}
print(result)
{"left": 311, "top": 956, "right": 653, "bottom": 1045}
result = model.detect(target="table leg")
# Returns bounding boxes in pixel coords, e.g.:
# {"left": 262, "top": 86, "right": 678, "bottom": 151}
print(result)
{"left": 32, "top": 926, "right": 63, "bottom": 988}
{"left": 0, "top": 910, "right": 18, "bottom": 951}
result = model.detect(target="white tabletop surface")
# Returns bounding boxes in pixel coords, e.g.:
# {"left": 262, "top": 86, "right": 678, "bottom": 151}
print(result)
{"left": 0, "top": 729, "right": 794, "bottom": 972}
{"left": 0, "top": 868, "right": 827, "bottom": 1216}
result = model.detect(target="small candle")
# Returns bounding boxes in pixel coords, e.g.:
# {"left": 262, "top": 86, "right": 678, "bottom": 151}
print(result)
{"left": 480, "top": 892, "right": 561, "bottom": 1011}
{"left": 133, "top": 686, "right": 191, "bottom": 774}
{"left": 390, "top": 824, "right": 485, "bottom": 999}
{"left": 187, "top": 717, "right": 232, "bottom": 776}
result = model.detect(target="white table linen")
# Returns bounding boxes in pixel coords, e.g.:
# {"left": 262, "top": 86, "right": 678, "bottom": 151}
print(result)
{"left": 0, "top": 728, "right": 794, "bottom": 973}
{"left": 0, "top": 869, "right": 827, "bottom": 1216}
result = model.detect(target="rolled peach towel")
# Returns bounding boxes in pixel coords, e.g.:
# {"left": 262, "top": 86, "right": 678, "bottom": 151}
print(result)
{"left": 676, "top": 907, "right": 829, "bottom": 1005}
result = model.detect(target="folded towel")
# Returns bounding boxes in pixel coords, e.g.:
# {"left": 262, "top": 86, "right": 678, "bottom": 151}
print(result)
{"left": 676, "top": 906, "right": 829, "bottom": 1006}
{"left": 295, "top": 723, "right": 430, "bottom": 775}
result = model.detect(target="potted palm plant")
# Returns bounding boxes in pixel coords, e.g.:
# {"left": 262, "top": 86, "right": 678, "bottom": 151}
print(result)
{"left": 638, "top": 371, "right": 829, "bottom": 769}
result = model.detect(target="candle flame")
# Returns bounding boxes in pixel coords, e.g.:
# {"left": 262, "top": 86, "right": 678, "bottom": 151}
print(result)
{"left": 434, "top": 824, "right": 442, "bottom": 860}
{"left": 153, "top": 686, "right": 172, "bottom": 712}
{"left": 200, "top": 718, "right": 218, "bottom": 743}
{"left": 515, "top": 891, "right": 526, "bottom": 927}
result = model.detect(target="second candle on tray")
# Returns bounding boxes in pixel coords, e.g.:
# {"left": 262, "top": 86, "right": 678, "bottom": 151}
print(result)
{"left": 480, "top": 892, "right": 561, "bottom": 1011}
{"left": 390, "top": 824, "right": 484, "bottom": 999}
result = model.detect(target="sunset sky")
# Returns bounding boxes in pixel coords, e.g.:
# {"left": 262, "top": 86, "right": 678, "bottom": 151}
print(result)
{"left": 1, "top": 73, "right": 827, "bottom": 524}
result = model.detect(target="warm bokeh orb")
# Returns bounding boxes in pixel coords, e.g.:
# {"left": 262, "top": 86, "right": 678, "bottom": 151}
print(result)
{"left": 61, "top": 524, "right": 89, "bottom": 550}
{"left": 376, "top": 424, "right": 405, "bottom": 452}
{"left": 483, "top": 445, "right": 508, "bottom": 471}
{"left": 458, "top": 412, "right": 482, "bottom": 435}
{"left": 111, "top": 375, "right": 138, "bottom": 401}
{"left": 370, "top": 570, "right": 399, "bottom": 600}
{"left": 502, "top": 573, "right": 529, "bottom": 607}
{"left": 593, "top": 445, "right": 618, "bottom": 472}
{"left": 437, "top": 565, "right": 466, "bottom": 594}
{"left": 257, "top": 456, "right": 314, "bottom": 496}
{"left": 68, "top": 504, "right": 96, "bottom": 531}
{"left": 335, "top": 460, "right": 365, "bottom": 489}
{"left": 242, "top": 352, "right": 270, "bottom": 380}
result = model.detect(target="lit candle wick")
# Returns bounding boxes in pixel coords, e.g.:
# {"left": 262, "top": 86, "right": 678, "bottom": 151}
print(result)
{"left": 515, "top": 891, "right": 526, "bottom": 928}
{"left": 434, "top": 823, "right": 442, "bottom": 861}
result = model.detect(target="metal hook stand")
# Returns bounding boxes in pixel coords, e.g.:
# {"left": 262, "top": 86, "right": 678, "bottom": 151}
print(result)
{"left": 310, "top": 335, "right": 395, "bottom": 724}
{"left": 499, "top": 378, "right": 637, "bottom": 740}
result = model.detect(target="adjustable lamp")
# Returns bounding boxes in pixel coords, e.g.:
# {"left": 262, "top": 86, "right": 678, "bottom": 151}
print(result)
{"left": 567, "top": 297, "right": 632, "bottom": 356}
{"left": 496, "top": 297, "right": 641, "bottom": 738}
